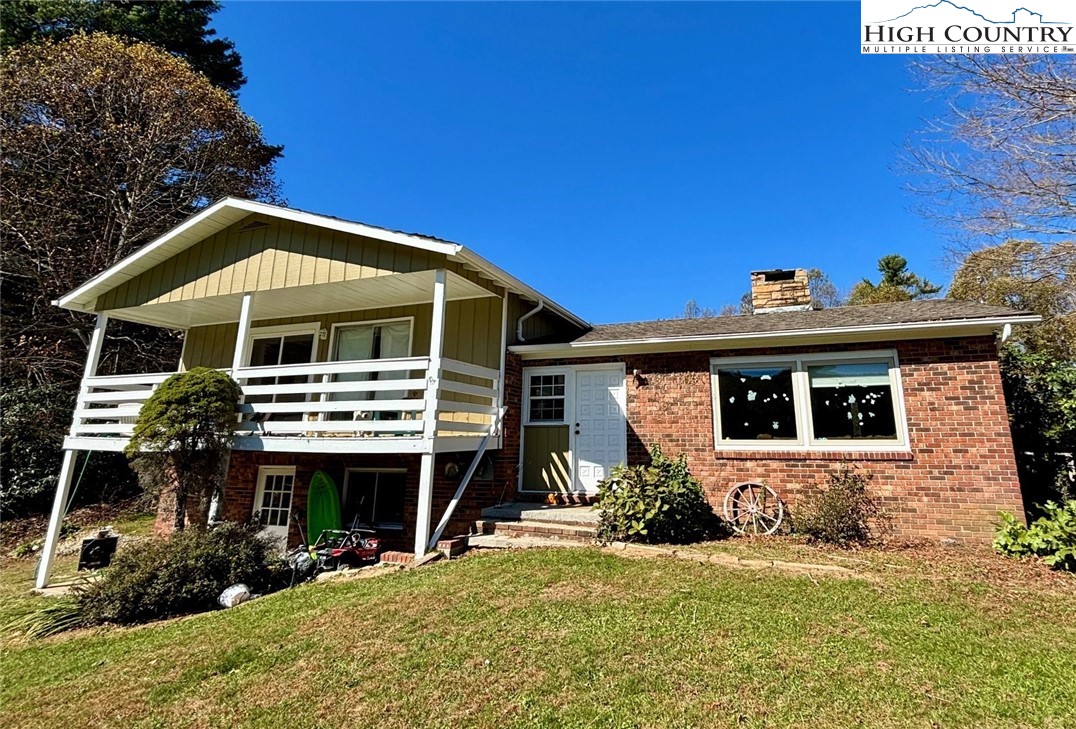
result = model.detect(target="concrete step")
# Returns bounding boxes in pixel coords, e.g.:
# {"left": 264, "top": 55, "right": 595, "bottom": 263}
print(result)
{"left": 479, "top": 502, "right": 600, "bottom": 527}
{"left": 467, "top": 534, "right": 587, "bottom": 550}
{"left": 475, "top": 518, "right": 597, "bottom": 543}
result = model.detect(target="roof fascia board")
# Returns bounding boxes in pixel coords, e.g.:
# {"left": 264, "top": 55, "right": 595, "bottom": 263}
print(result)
{"left": 56, "top": 198, "right": 236, "bottom": 310}
{"left": 508, "top": 315, "right": 1042, "bottom": 359}
{"left": 225, "top": 199, "right": 461, "bottom": 256}
{"left": 454, "top": 248, "right": 589, "bottom": 330}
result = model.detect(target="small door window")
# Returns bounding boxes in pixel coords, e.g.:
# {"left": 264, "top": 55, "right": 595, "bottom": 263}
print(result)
{"left": 527, "top": 373, "right": 566, "bottom": 423}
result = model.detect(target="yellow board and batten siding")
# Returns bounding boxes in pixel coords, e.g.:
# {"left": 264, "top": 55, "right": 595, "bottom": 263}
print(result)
{"left": 95, "top": 215, "right": 498, "bottom": 310}
{"left": 181, "top": 299, "right": 502, "bottom": 371}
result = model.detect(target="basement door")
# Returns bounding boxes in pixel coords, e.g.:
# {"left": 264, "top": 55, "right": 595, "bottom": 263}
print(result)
{"left": 522, "top": 365, "right": 627, "bottom": 495}
{"left": 253, "top": 466, "right": 295, "bottom": 548}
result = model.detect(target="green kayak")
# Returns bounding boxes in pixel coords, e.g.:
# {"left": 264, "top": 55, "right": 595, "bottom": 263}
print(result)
{"left": 306, "top": 470, "right": 342, "bottom": 546}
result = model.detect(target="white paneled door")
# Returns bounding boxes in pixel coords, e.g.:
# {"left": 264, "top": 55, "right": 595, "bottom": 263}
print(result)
{"left": 572, "top": 367, "right": 627, "bottom": 493}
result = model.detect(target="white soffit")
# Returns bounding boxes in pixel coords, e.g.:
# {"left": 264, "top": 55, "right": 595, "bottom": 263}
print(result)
{"left": 100, "top": 269, "right": 495, "bottom": 329}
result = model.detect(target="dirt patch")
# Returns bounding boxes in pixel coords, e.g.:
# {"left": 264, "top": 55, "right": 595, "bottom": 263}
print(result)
{"left": 1, "top": 497, "right": 151, "bottom": 552}
{"left": 691, "top": 536, "right": 1075, "bottom": 597}
{"left": 603, "top": 541, "right": 862, "bottom": 579}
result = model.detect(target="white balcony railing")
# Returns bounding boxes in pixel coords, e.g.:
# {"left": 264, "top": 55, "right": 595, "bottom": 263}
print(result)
{"left": 68, "top": 356, "right": 500, "bottom": 449}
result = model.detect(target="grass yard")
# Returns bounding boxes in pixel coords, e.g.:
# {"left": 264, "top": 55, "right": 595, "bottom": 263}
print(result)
{"left": 1, "top": 538, "right": 1074, "bottom": 729}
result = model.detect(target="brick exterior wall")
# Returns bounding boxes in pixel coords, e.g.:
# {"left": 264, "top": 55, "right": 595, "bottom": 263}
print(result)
{"left": 154, "top": 336, "right": 1023, "bottom": 547}
{"left": 213, "top": 447, "right": 516, "bottom": 551}
{"left": 522, "top": 336, "right": 1024, "bottom": 543}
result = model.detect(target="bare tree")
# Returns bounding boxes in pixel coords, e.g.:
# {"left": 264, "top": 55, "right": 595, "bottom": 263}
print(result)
{"left": 806, "top": 268, "right": 843, "bottom": 309}
{"left": 906, "top": 55, "right": 1076, "bottom": 248}
{"left": 681, "top": 299, "right": 720, "bottom": 319}
{"left": 1, "top": 33, "right": 282, "bottom": 385}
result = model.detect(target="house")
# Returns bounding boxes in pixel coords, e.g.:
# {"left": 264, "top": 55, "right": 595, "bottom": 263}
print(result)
{"left": 35, "top": 198, "right": 1039, "bottom": 587}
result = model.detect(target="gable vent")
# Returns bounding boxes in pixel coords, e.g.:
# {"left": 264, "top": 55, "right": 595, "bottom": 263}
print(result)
{"left": 239, "top": 220, "right": 271, "bottom": 233}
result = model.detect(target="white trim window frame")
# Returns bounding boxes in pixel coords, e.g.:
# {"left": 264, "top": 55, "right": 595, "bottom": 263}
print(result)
{"left": 522, "top": 367, "right": 572, "bottom": 427}
{"left": 243, "top": 322, "right": 321, "bottom": 367}
{"left": 326, "top": 316, "right": 415, "bottom": 364}
{"left": 242, "top": 323, "right": 321, "bottom": 420}
{"left": 710, "top": 349, "right": 910, "bottom": 452}
{"left": 342, "top": 467, "right": 408, "bottom": 531}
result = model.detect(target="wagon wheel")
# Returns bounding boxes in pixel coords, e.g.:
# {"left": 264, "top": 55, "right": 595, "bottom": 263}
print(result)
{"left": 723, "top": 482, "right": 784, "bottom": 536}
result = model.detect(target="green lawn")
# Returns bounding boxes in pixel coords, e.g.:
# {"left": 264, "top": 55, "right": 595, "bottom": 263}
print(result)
{"left": 1, "top": 540, "right": 1074, "bottom": 729}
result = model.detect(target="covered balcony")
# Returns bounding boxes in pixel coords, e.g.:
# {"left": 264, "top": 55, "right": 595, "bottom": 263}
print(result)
{"left": 65, "top": 268, "right": 507, "bottom": 455}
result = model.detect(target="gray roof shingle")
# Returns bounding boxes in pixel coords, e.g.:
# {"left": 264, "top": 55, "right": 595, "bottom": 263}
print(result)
{"left": 574, "top": 299, "right": 1033, "bottom": 343}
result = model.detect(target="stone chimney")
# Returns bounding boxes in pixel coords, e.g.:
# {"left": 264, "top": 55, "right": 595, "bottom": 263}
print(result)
{"left": 750, "top": 269, "right": 812, "bottom": 313}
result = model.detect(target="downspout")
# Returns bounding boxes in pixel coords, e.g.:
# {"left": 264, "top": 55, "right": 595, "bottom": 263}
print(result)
{"left": 516, "top": 299, "right": 545, "bottom": 343}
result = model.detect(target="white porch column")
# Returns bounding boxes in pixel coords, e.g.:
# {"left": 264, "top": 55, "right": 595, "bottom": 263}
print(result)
{"left": 36, "top": 313, "right": 109, "bottom": 589}
{"left": 496, "top": 290, "right": 508, "bottom": 447}
{"left": 415, "top": 269, "right": 447, "bottom": 557}
{"left": 231, "top": 292, "right": 255, "bottom": 372}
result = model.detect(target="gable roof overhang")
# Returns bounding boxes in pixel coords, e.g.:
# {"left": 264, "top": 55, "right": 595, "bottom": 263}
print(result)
{"left": 54, "top": 197, "right": 589, "bottom": 329}
{"left": 509, "top": 314, "right": 1042, "bottom": 360}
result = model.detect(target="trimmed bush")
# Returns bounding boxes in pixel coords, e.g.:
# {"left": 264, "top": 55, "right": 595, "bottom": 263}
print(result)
{"left": 794, "top": 466, "right": 886, "bottom": 547}
{"left": 126, "top": 367, "right": 241, "bottom": 530}
{"left": 994, "top": 500, "right": 1076, "bottom": 572}
{"left": 596, "top": 444, "right": 729, "bottom": 544}
{"left": 77, "top": 521, "right": 275, "bottom": 625}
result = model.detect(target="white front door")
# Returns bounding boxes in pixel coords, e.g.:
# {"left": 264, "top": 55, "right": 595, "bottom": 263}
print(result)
{"left": 253, "top": 466, "right": 295, "bottom": 548}
{"left": 572, "top": 367, "right": 627, "bottom": 493}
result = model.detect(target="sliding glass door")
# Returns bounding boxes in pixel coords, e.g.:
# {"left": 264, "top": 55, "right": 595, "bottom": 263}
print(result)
{"left": 328, "top": 318, "right": 413, "bottom": 420}
{"left": 245, "top": 327, "right": 318, "bottom": 421}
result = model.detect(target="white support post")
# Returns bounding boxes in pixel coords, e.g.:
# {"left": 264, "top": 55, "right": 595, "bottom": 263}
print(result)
{"left": 36, "top": 451, "right": 79, "bottom": 589}
{"left": 83, "top": 313, "right": 109, "bottom": 383}
{"left": 427, "top": 407, "right": 505, "bottom": 551}
{"left": 37, "top": 313, "right": 108, "bottom": 589}
{"left": 414, "top": 452, "right": 436, "bottom": 558}
{"left": 415, "top": 270, "right": 447, "bottom": 558}
{"left": 232, "top": 292, "right": 255, "bottom": 372}
{"left": 496, "top": 291, "right": 508, "bottom": 448}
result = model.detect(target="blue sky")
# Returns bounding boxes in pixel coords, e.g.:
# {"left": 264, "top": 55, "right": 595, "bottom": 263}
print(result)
{"left": 215, "top": 1, "right": 948, "bottom": 324}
